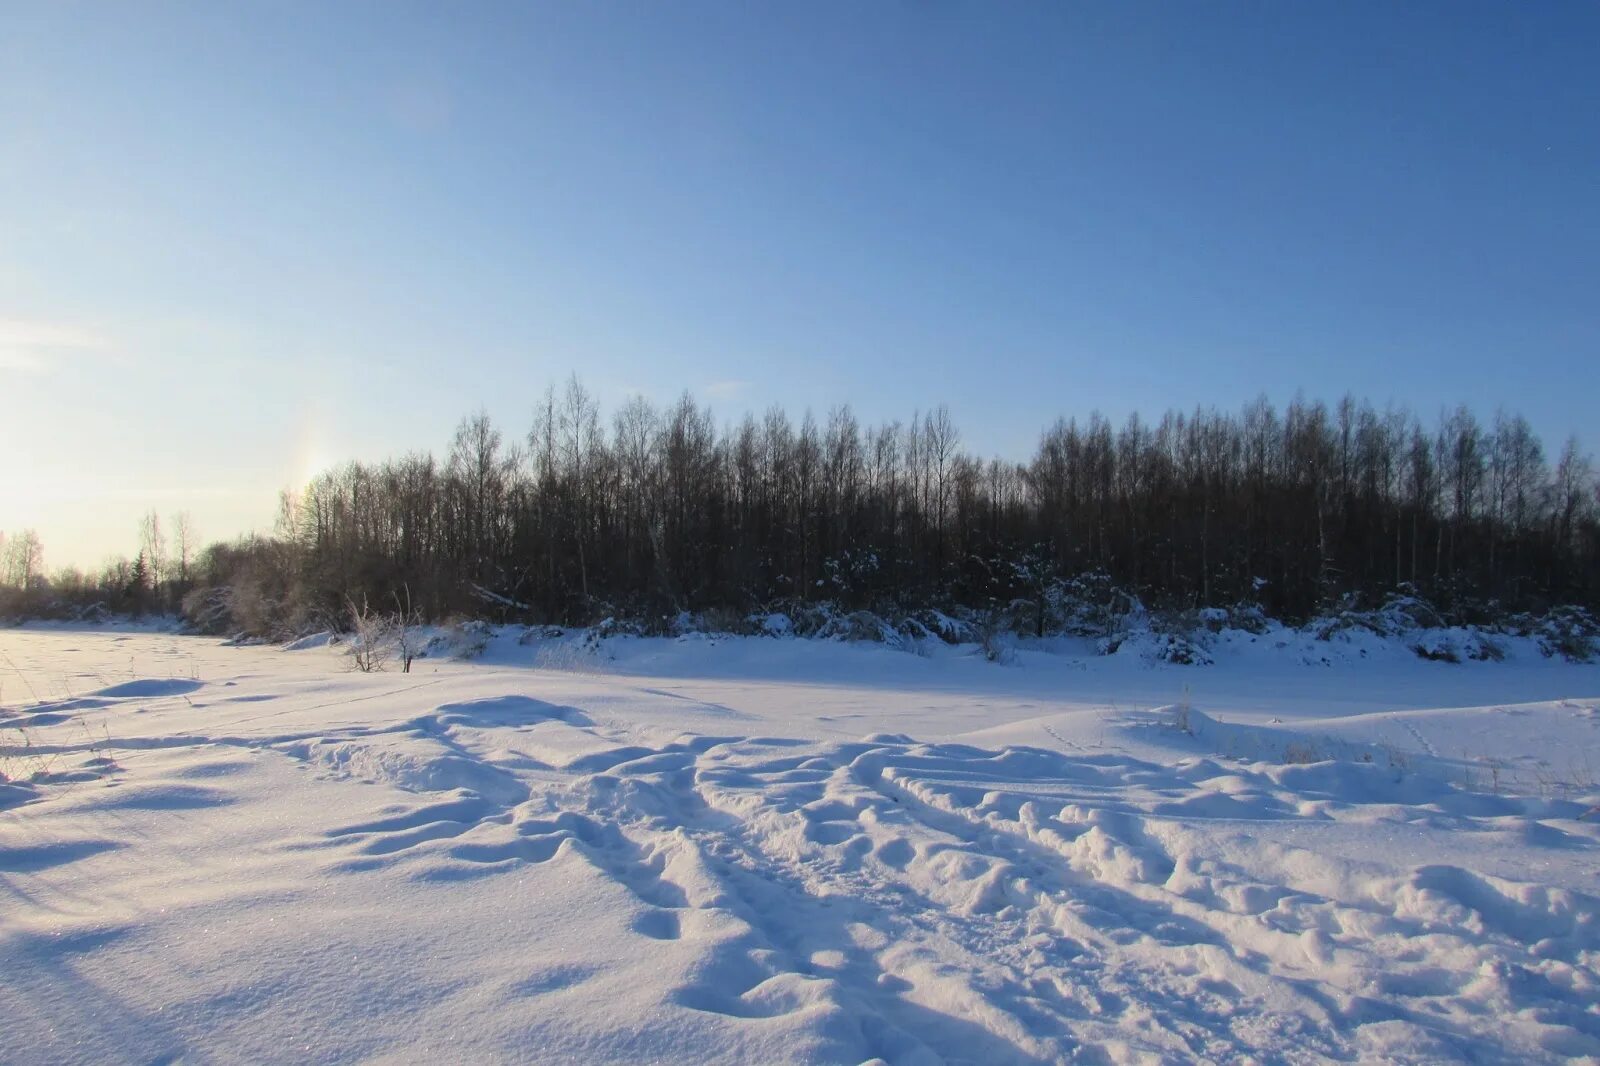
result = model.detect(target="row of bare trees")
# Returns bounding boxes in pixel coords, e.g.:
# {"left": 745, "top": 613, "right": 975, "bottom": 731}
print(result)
{"left": 0, "top": 512, "right": 198, "bottom": 619}
{"left": 175, "top": 381, "right": 1599, "bottom": 634}
{"left": 10, "top": 384, "right": 1592, "bottom": 632}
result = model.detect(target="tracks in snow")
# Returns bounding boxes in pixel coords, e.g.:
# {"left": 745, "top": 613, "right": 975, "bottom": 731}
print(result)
{"left": 289, "top": 698, "right": 1600, "bottom": 1064}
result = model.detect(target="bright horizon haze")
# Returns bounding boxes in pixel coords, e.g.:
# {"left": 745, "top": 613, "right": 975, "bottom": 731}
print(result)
{"left": 3, "top": 2, "right": 1596, "bottom": 571}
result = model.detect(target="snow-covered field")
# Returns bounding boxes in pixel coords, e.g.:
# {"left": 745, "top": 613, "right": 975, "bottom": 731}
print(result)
{"left": 2, "top": 625, "right": 1598, "bottom": 1064}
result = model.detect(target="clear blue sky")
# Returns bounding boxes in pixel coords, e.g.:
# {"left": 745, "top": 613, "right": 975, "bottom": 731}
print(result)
{"left": 3, "top": 2, "right": 1597, "bottom": 569}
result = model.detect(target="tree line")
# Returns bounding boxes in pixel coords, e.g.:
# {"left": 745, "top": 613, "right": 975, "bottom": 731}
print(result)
{"left": 0, "top": 511, "right": 198, "bottom": 619}
{"left": 5, "top": 383, "right": 1598, "bottom": 635}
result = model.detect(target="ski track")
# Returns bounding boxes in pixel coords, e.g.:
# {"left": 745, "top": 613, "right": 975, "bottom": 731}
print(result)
{"left": 2, "top": 630, "right": 1599, "bottom": 1064}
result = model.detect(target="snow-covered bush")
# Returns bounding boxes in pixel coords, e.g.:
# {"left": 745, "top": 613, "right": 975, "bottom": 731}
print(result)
{"left": 1531, "top": 606, "right": 1598, "bottom": 662}
{"left": 751, "top": 612, "right": 794, "bottom": 637}
{"left": 593, "top": 616, "right": 644, "bottom": 640}
{"left": 70, "top": 602, "right": 115, "bottom": 626}
{"left": 517, "top": 624, "right": 566, "bottom": 645}
{"left": 778, "top": 601, "right": 842, "bottom": 639}
{"left": 1310, "top": 609, "right": 1387, "bottom": 642}
{"left": 816, "top": 610, "right": 904, "bottom": 646}
{"left": 700, "top": 606, "right": 759, "bottom": 636}
{"left": 994, "top": 596, "right": 1044, "bottom": 636}
{"left": 1309, "top": 591, "right": 1435, "bottom": 643}
{"left": 1147, "top": 631, "right": 1213, "bottom": 666}
{"left": 1379, "top": 593, "right": 1446, "bottom": 631}
{"left": 1225, "top": 602, "right": 1272, "bottom": 634}
{"left": 1047, "top": 571, "right": 1140, "bottom": 640}
{"left": 431, "top": 618, "right": 492, "bottom": 660}
{"left": 913, "top": 608, "right": 980, "bottom": 644}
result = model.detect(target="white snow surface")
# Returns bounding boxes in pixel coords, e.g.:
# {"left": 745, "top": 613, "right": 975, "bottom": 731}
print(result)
{"left": 2, "top": 625, "right": 1598, "bottom": 1064}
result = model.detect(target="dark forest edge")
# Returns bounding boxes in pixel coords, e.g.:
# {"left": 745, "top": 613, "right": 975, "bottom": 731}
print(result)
{"left": 3, "top": 383, "right": 1598, "bottom": 661}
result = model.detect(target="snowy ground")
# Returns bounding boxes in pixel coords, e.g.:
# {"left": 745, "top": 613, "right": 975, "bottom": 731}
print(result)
{"left": 2, "top": 626, "right": 1598, "bottom": 1064}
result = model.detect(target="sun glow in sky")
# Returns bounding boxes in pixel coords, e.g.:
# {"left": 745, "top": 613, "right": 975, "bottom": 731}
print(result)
{"left": 3, "top": 2, "right": 1597, "bottom": 571}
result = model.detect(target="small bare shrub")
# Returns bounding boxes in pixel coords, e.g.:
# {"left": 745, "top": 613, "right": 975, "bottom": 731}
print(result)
{"left": 1282, "top": 742, "right": 1321, "bottom": 764}
{"left": 346, "top": 596, "right": 393, "bottom": 673}
{"left": 391, "top": 587, "right": 423, "bottom": 672}
{"left": 977, "top": 616, "right": 1014, "bottom": 664}
{"left": 1479, "top": 755, "right": 1507, "bottom": 794}
{"left": 1171, "top": 688, "right": 1193, "bottom": 735}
